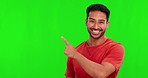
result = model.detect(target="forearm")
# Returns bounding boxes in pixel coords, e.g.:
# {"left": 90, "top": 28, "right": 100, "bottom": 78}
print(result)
{"left": 61, "top": 36, "right": 115, "bottom": 78}
{"left": 73, "top": 52, "right": 107, "bottom": 78}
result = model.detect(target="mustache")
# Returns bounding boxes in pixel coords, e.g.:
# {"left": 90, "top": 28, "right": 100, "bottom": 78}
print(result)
{"left": 90, "top": 28, "right": 103, "bottom": 31}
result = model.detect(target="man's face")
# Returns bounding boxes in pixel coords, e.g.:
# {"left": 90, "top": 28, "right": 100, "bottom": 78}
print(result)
{"left": 86, "top": 11, "right": 109, "bottom": 39}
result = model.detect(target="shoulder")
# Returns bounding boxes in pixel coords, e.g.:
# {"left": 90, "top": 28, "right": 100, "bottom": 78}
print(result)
{"left": 104, "top": 38, "right": 124, "bottom": 48}
{"left": 75, "top": 41, "right": 87, "bottom": 49}
{"left": 102, "top": 38, "right": 124, "bottom": 55}
{"left": 106, "top": 38, "right": 124, "bottom": 55}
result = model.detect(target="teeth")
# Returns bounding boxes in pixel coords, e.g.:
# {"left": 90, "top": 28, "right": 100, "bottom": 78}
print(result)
{"left": 93, "top": 30, "right": 100, "bottom": 34}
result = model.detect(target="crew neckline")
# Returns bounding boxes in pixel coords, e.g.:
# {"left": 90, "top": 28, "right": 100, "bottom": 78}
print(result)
{"left": 85, "top": 38, "right": 110, "bottom": 48}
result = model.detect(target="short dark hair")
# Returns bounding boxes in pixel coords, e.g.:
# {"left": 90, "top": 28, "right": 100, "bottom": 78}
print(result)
{"left": 86, "top": 4, "right": 110, "bottom": 21}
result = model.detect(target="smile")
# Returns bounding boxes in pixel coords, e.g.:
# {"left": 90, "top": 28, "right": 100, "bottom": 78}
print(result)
{"left": 92, "top": 30, "right": 100, "bottom": 35}
{"left": 90, "top": 28, "right": 102, "bottom": 35}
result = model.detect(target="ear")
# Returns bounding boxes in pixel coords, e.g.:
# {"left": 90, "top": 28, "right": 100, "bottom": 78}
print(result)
{"left": 106, "top": 21, "right": 110, "bottom": 28}
{"left": 86, "top": 19, "right": 88, "bottom": 26}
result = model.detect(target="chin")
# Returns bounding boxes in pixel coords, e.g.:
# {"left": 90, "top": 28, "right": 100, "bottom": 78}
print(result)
{"left": 91, "top": 34, "right": 101, "bottom": 39}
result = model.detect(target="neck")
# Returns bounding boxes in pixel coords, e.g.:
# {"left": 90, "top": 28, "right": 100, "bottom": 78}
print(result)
{"left": 87, "top": 35, "right": 107, "bottom": 46}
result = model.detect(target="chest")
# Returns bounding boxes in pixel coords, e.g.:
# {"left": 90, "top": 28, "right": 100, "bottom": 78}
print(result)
{"left": 78, "top": 46, "right": 110, "bottom": 63}
{"left": 72, "top": 46, "right": 111, "bottom": 77}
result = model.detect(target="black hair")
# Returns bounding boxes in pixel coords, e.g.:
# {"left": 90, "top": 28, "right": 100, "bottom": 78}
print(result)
{"left": 86, "top": 4, "right": 110, "bottom": 21}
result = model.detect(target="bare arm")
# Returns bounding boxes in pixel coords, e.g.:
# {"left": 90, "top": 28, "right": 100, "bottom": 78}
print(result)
{"left": 61, "top": 37, "right": 115, "bottom": 78}
{"left": 73, "top": 52, "right": 115, "bottom": 78}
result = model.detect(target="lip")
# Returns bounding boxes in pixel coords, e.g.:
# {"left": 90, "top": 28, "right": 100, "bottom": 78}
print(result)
{"left": 89, "top": 28, "right": 102, "bottom": 35}
{"left": 92, "top": 30, "right": 100, "bottom": 35}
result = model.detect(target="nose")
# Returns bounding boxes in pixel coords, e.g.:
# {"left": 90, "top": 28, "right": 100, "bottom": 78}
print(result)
{"left": 93, "top": 22, "right": 99, "bottom": 29}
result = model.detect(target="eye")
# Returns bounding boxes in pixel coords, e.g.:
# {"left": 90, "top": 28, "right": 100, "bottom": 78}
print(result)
{"left": 89, "top": 20, "right": 94, "bottom": 23}
{"left": 99, "top": 22, "right": 104, "bottom": 24}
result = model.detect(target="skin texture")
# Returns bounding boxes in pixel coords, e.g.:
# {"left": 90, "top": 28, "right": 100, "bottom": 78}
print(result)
{"left": 62, "top": 11, "right": 115, "bottom": 78}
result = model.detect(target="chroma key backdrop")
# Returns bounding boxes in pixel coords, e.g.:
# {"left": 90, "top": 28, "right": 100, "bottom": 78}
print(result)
{"left": 0, "top": 0, "right": 148, "bottom": 78}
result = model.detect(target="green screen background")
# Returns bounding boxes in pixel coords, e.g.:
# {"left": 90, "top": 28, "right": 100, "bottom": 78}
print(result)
{"left": 0, "top": 0, "right": 148, "bottom": 78}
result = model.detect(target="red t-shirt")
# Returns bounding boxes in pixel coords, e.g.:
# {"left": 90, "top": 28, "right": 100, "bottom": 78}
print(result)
{"left": 65, "top": 38, "right": 124, "bottom": 78}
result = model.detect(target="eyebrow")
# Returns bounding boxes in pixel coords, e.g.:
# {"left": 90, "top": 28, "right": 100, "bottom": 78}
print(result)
{"left": 88, "top": 18, "right": 95, "bottom": 20}
{"left": 99, "top": 19, "right": 105, "bottom": 22}
{"left": 88, "top": 18, "right": 106, "bottom": 21}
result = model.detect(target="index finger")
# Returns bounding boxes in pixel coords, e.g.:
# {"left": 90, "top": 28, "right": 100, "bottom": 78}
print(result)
{"left": 61, "top": 36, "right": 70, "bottom": 45}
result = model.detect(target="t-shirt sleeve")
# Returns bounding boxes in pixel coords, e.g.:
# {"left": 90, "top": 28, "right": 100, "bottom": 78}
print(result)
{"left": 102, "top": 43, "right": 124, "bottom": 71}
{"left": 65, "top": 57, "right": 75, "bottom": 77}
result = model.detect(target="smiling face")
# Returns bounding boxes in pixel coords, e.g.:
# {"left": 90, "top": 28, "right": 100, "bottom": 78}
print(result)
{"left": 86, "top": 11, "right": 109, "bottom": 39}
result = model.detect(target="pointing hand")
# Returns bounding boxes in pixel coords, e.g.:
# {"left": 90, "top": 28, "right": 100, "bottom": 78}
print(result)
{"left": 61, "top": 36, "right": 77, "bottom": 58}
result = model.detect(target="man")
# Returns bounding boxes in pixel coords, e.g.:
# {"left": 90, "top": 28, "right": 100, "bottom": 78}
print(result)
{"left": 61, "top": 4, "right": 124, "bottom": 78}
